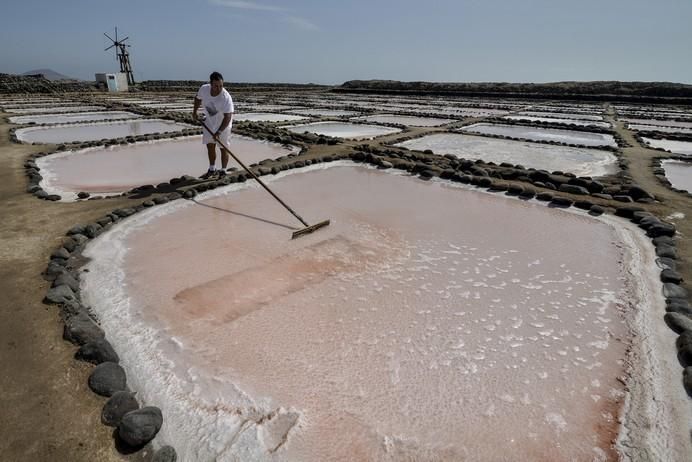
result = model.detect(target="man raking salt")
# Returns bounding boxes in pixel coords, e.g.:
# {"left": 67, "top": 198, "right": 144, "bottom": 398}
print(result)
{"left": 192, "top": 71, "right": 234, "bottom": 179}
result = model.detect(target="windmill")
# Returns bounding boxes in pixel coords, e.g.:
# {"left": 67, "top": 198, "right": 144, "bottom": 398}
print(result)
{"left": 104, "top": 27, "right": 135, "bottom": 85}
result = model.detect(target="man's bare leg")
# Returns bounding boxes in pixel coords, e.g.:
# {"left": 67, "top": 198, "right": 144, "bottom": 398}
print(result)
{"left": 206, "top": 143, "right": 217, "bottom": 167}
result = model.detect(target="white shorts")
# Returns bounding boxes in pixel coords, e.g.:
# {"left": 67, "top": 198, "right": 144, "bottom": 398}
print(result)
{"left": 202, "top": 125, "right": 232, "bottom": 146}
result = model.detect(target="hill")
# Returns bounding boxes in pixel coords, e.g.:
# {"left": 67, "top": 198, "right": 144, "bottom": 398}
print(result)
{"left": 21, "top": 69, "right": 79, "bottom": 81}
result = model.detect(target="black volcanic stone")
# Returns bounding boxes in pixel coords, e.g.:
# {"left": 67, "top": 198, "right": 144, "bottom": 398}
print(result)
{"left": 655, "top": 244, "right": 677, "bottom": 259}
{"left": 53, "top": 272, "right": 79, "bottom": 292}
{"left": 75, "top": 339, "right": 119, "bottom": 364}
{"left": 550, "top": 197, "right": 573, "bottom": 208}
{"left": 102, "top": 391, "right": 139, "bottom": 427}
{"left": 661, "top": 269, "right": 683, "bottom": 284}
{"left": 118, "top": 407, "right": 163, "bottom": 448}
{"left": 665, "top": 312, "right": 692, "bottom": 334}
{"left": 589, "top": 205, "right": 605, "bottom": 216}
{"left": 63, "top": 311, "right": 105, "bottom": 346}
{"left": 44, "top": 285, "right": 77, "bottom": 305}
{"left": 153, "top": 446, "right": 178, "bottom": 462}
{"left": 88, "top": 362, "right": 127, "bottom": 397}
{"left": 663, "top": 283, "right": 688, "bottom": 299}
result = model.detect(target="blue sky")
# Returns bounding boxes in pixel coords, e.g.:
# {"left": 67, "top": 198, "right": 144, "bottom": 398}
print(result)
{"left": 1, "top": 0, "right": 691, "bottom": 84}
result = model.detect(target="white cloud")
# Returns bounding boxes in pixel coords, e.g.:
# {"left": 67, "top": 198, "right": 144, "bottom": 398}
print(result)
{"left": 209, "top": 0, "right": 285, "bottom": 12}
{"left": 282, "top": 15, "right": 319, "bottom": 31}
{"left": 210, "top": 0, "right": 318, "bottom": 31}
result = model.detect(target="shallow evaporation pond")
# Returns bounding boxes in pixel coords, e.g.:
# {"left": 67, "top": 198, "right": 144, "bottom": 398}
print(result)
{"left": 82, "top": 163, "right": 669, "bottom": 461}
{"left": 14, "top": 119, "right": 194, "bottom": 144}
{"left": 642, "top": 137, "right": 692, "bottom": 156}
{"left": 4, "top": 105, "right": 106, "bottom": 114}
{"left": 621, "top": 118, "right": 692, "bottom": 130}
{"left": 290, "top": 109, "right": 360, "bottom": 117}
{"left": 461, "top": 123, "right": 617, "bottom": 148}
{"left": 517, "top": 111, "right": 605, "bottom": 122}
{"left": 36, "top": 135, "right": 297, "bottom": 199}
{"left": 284, "top": 121, "right": 401, "bottom": 139}
{"left": 234, "top": 113, "right": 309, "bottom": 122}
{"left": 352, "top": 114, "right": 454, "bottom": 127}
{"left": 396, "top": 133, "right": 617, "bottom": 177}
{"left": 662, "top": 160, "right": 692, "bottom": 191}
{"left": 627, "top": 124, "right": 692, "bottom": 135}
{"left": 504, "top": 115, "right": 610, "bottom": 129}
{"left": 8, "top": 111, "right": 142, "bottom": 125}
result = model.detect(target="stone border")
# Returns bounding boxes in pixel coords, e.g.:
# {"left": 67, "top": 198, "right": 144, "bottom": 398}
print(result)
{"left": 376, "top": 136, "right": 658, "bottom": 204}
{"left": 40, "top": 149, "right": 690, "bottom": 458}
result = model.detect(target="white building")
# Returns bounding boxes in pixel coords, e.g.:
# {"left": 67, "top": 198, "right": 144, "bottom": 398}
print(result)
{"left": 95, "top": 72, "right": 129, "bottom": 92}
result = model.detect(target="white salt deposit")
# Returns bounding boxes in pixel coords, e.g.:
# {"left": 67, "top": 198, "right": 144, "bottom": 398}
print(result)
{"left": 461, "top": 123, "right": 617, "bottom": 148}
{"left": 289, "top": 109, "right": 360, "bottom": 117}
{"left": 627, "top": 124, "right": 692, "bottom": 135}
{"left": 395, "top": 133, "right": 618, "bottom": 177}
{"left": 80, "top": 163, "right": 687, "bottom": 461}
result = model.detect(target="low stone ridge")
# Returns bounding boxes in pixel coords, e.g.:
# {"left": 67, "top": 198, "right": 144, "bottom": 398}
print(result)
{"left": 117, "top": 406, "right": 163, "bottom": 448}
{"left": 102, "top": 391, "right": 140, "bottom": 427}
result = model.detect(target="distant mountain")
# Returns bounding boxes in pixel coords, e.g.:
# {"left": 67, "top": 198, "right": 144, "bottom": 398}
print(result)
{"left": 21, "top": 69, "right": 79, "bottom": 81}
{"left": 338, "top": 80, "right": 692, "bottom": 101}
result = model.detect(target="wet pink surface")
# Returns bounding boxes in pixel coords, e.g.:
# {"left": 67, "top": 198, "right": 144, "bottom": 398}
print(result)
{"left": 37, "top": 135, "right": 296, "bottom": 196}
{"left": 86, "top": 165, "right": 637, "bottom": 460}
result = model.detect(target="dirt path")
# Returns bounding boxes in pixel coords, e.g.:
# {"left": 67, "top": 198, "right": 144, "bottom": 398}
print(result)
{"left": 0, "top": 118, "right": 147, "bottom": 461}
{"left": 604, "top": 105, "right": 690, "bottom": 280}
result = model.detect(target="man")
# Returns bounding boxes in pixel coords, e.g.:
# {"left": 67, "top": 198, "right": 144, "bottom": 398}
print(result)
{"left": 192, "top": 71, "right": 235, "bottom": 179}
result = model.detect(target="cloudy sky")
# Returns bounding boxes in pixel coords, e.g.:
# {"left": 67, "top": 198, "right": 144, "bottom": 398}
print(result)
{"left": 1, "top": 0, "right": 691, "bottom": 84}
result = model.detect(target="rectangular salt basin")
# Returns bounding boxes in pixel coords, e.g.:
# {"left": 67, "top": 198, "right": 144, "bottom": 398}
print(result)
{"left": 81, "top": 163, "right": 681, "bottom": 461}
{"left": 284, "top": 121, "right": 401, "bottom": 139}
{"left": 642, "top": 137, "right": 692, "bottom": 156}
{"left": 234, "top": 112, "right": 309, "bottom": 122}
{"left": 15, "top": 119, "right": 194, "bottom": 144}
{"left": 8, "top": 111, "right": 142, "bottom": 125}
{"left": 4, "top": 105, "right": 106, "bottom": 114}
{"left": 289, "top": 109, "right": 360, "bottom": 117}
{"left": 461, "top": 123, "right": 617, "bottom": 148}
{"left": 35, "top": 135, "right": 298, "bottom": 199}
{"left": 352, "top": 114, "right": 454, "bottom": 127}
{"left": 662, "top": 160, "right": 692, "bottom": 191}
{"left": 627, "top": 124, "right": 692, "bottom": 135}
{"left": 517, "top": 111, "right": 605, "bottom": 122}
{"left": 396, "top": 133, "right": 618, "bottom": 177}
{"left": 621, "top": 118, "right": 692, "bottom": 130}
{"left": 504, "top": 115, "right": 611, "bottom": 129}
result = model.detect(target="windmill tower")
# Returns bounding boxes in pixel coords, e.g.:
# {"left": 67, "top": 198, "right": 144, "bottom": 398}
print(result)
{"left": 104, "top": 27, "right": 135, "bottom": 85}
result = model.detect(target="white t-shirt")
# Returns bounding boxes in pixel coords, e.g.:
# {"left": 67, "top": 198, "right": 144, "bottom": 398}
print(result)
{"left": 196, "top": 84, "right": 234, "bottom": 143}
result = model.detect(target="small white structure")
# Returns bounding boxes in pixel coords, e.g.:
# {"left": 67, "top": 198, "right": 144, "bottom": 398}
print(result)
{"left": 95, "top": 72, "right": 129, "bottom": 92}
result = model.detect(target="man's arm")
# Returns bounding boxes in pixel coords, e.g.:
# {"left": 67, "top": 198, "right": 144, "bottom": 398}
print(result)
{"left": 216, "top": 112, "right": 233, "bottom": 135}
{"left": 192, "top": 97, "right": 201, "bottom": 119}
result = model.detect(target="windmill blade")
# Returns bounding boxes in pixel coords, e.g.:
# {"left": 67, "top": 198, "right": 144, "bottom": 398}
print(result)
{"left": 115, "top": 27, "right": 118, "bottom": 42}
{"left": 105, "top": 44, "right": 115, "bottom": 51}
{"left": 104, "top": 32, "right": 115, "bottom": 42}
{"left": 120, "top": 36, "right": 129, "bottom": 43}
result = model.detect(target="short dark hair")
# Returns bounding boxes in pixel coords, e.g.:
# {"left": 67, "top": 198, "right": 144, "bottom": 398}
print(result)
{"left": 209, "top": 71, "right": 224, "bottom": 82}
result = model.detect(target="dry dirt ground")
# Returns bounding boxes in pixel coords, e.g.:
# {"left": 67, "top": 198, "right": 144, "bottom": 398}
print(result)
{"left": 0, "top": 98, "right": 690, "bottom": 461}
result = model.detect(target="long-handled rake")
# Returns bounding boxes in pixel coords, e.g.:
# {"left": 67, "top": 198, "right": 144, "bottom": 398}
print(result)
{"left": 200, "top": 121, "right": 330, "bottom": 239}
